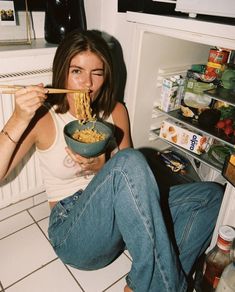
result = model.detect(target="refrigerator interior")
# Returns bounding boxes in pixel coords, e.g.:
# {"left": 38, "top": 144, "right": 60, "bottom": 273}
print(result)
{"left": 132, "top": 31, "right": 212, "bottom": 150}
{"left": 130, "top": 30, "right": 233, "bottom": 184}
{"left": 127, "top": 24, "right": 235, "bottom": 247}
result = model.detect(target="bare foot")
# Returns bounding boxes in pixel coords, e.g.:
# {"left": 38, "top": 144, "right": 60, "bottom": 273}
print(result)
{"left": 124, "top": 284, "right": 133, "bottom": 292}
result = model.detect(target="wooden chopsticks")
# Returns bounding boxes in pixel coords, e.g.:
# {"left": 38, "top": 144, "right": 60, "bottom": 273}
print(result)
{"left": 0, "top": 85, "right": 86, "bottom": 94}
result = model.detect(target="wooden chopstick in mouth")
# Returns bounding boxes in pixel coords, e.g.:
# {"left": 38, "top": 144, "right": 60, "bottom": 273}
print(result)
{"left": 0, "top": 85, "right": 87, "bottom": 94}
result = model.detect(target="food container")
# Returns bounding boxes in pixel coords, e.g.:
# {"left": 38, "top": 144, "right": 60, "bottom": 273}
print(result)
{"left": 159, "top": 119, "right": 211, "bottom": 155}
{"left": 160, "top": 76, "right": 184, "bottom": 112}
{"left": 222, "top": 154, "right": 235, "bottom": 187}
{"left": 204, "top": 48, "right": 230, "bottom": 80}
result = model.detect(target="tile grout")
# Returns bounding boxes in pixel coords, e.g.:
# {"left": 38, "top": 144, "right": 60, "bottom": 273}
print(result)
{"left": 2, "top": 258, "right": 59, "bottom": 291}
{"left": 0, "top": 200, "right": 49, "bottom": 241}
{"left": 0, "top": 200, "right": 132, "bottom": 292}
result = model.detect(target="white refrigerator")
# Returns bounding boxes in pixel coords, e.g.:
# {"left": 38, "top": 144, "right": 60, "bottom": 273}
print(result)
{"left": 119, "top": 12, "right": 235, "bottom": 247}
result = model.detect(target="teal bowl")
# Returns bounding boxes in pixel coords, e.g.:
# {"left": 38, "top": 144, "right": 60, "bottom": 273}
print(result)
{"left": 63, "top": 120, "right": 113, "bottom": 157}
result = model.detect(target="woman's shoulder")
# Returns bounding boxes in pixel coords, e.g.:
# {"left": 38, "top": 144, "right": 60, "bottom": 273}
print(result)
{"left": 112, "top": 101, "right": 127, "bottom": 115}
{"left": 112, "top": 102, "right": 128, "bottom": 121}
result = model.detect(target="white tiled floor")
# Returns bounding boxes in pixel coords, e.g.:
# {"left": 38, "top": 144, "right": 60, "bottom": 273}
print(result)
{"left": 0, "top": 197, "right": 132, "bottom": 292}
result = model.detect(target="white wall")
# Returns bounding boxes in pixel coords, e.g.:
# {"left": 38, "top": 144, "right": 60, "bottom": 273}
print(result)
{"left": 0, "top": 0, "right": 133, "bottom": 103}
{"left": 84, "top": 0, "right": 134, "bottom": 103}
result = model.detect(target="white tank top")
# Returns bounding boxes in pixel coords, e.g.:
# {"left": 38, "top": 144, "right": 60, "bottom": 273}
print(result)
{"left": 36, "top": 108, "right": 114, "bottom": 202}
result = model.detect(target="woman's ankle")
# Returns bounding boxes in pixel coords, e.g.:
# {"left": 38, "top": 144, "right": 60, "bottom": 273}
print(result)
{"left": 124, "top": 284, "right": 133, "bottom": 292}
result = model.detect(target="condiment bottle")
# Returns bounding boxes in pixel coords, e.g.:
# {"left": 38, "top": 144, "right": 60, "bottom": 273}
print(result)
{"left": 216, "top": 239, "right": 235, "bottom": 292}
{"left": 201, "top": 225, "right": 235, "bottom": 292}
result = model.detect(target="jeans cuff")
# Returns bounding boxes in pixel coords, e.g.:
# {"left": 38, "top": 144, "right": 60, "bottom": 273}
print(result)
{"left": 126, "top": 274, "right": 135, "bottom": 291}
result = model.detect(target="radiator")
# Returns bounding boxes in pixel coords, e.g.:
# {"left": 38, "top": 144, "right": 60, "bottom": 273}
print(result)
{"left": 0, "top": 68, "right": 52, "bottom": 209}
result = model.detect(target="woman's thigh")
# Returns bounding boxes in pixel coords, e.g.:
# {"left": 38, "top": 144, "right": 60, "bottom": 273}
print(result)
{"left": 48, "top": 148, "right": 149, "bottom": 270}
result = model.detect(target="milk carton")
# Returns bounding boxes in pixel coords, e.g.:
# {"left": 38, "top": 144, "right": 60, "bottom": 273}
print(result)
{"left": 159, "top": 119, "right": 211, "bottom": 155}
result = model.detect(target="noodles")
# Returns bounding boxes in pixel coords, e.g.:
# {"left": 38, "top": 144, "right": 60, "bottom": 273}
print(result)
{"left": 72, "top": 128, "right": 106, "bottom": 143}
{"left": 72, "top": 91, "right": 105, "bottom": 144}
{"left": 74, "top": 91, "right": 96, "bottom": 123}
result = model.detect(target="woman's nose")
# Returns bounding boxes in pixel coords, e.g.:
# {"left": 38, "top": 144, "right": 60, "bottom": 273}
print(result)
{"left": 84, "top": 74, "right": 92, "bottom": 89}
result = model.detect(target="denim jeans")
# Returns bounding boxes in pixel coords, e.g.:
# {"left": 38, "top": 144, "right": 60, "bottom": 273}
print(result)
{"left": 48, "top": 148, "right": 223, "bottom": 292}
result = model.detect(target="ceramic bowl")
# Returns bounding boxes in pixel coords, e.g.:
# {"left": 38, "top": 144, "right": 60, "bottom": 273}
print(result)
{"left": 64, "top": 120, "right": 113, "bottom": 157}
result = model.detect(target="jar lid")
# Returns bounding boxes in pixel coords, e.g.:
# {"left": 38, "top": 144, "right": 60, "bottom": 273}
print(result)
{"left": 219, "top": 225, "right": 235, "bottom": 241}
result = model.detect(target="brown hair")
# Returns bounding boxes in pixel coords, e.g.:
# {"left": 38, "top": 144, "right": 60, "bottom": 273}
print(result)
{"left": 49, "top": 29, "right": 116, "bottom": 119}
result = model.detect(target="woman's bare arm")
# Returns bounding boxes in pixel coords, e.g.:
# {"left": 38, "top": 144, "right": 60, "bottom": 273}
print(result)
{"left": 0, "top": 85, "right": 48, "bottom": 180}
{"left": 111, "top": 101, "right": 133, "bottom": 149}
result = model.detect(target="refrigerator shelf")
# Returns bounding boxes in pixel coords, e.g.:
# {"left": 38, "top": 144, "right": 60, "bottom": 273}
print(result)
{"left": 151, "top": 128, "right": 223, "bottom": 172}
{"left": 155, "top": 107, "right": 235, "bottom": 148}
{"left": 204, "top": 88, "right": 235, "bottom": 107}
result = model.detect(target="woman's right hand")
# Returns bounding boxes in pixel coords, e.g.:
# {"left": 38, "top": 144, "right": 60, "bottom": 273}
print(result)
{"left": 13, "top": 84, "right": 48, "bottom": 124}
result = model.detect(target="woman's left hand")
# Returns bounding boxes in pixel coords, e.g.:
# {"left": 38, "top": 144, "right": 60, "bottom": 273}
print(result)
{"left": 65, "top": 147, "right": 106, "bottom": 173}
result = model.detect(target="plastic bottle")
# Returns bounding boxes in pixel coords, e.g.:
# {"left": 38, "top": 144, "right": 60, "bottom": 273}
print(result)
{"left": 201, "top": 225, "right": 235, "bottom": 292}
{"left": 216, "top": 239, "right": 235, "bottom": 292}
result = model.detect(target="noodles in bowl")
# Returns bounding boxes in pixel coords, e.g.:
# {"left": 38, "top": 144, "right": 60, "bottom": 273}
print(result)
{"left": 72, "top": 127, "right": 106, "bottom": 143}
{"left": 64, "top": 121, "right": 113, "bottom": 157}
{"left": 64, "top": 90, "right": 112, "bottom": 157}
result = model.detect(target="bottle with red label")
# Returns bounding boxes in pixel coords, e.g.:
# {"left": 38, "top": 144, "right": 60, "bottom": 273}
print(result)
{"left": 201, "top": 225, "right": 235, "bottom": 292}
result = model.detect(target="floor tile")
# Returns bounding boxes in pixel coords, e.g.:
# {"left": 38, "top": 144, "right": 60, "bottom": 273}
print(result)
{"left": 124, "top": 250, "right": 132, "bottom": 261}
{"left": 0, "top": 224, "right": 57, "bottom": 288}
{"left": 0, "top": 211, "right": 33, "bottom": 239}
{"left": 6, "top": 259, "right": 83, "bottom": 292}
{"left": 28, "top": 201, "right": 50, "bottom": 221}
{"left": 33, "top": 191, "right": 47, "bottom": 205}
{"left": 37, "top": 217, "right": 49, "bottom": 239}
{"left": 104, "top": 276, "right": 127, "bottom": 291}
{"left": 68, "top": 253, "right": 131, "bottom": 292}
{"left": 0, "top": 198, "right": 33, "bottom": 221}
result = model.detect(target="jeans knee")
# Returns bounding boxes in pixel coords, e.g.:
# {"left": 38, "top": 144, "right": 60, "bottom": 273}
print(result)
{"left": 113, "top": 148, "right": 148, "bottom": 169}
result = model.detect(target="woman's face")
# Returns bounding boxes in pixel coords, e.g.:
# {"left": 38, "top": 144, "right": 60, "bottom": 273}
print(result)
{"left": 66, "top": 50, "right": 105, "bottom": 115}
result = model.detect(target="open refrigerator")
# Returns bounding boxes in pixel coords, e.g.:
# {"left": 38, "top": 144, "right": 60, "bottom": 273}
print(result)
{"left": 123, "top": 12, "right": 235, "bottom": 247}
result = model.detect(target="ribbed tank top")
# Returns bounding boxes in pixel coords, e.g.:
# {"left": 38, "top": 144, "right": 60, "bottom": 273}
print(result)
{"left": 36, "top": 108, "right": 114, "bottom": 202}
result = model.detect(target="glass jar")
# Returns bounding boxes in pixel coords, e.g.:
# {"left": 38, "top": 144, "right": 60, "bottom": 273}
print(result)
{"left": 201, "top": 225, "right": 235, "bottom": 292}
{"left": 216, "top": 239, "right": 235, "bottom": 292}
{"left": 44, "top": 0, "right": 87, "bottom": 44}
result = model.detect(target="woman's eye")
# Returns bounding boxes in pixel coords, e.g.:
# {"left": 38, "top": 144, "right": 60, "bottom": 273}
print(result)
{"left": 92, "top": 71, "right": 104, "bottom": 76}
{"left": 71, "top": 69, "right": 81, "bottom": 74}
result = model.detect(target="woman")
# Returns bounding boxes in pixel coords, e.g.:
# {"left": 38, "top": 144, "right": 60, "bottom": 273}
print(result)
{"left": 0, "top": 29, "right": 223, "bottom": 292}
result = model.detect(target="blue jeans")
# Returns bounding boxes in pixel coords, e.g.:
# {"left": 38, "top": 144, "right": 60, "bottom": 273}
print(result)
{"left": 48, "top": 149, "right": 223, "bottom": 292}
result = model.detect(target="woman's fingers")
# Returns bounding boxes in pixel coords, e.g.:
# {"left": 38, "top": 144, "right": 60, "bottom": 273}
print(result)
{"left": 14, "top": 85, "right": 48, "bottom": 121}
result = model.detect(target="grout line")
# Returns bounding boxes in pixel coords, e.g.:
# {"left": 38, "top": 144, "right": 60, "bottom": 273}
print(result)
{"left": 3, "top": 258, "right": 59, "bottom": 291}
{"left": 0, "top": 208, "right": 29, "bottom": 224}
{"left": 31, "top": 213, "right": 87, "bottom": 292}
{"left": 0, "top": 196, "right": 47, "bottom": 224}
{"left": 64, "top": 264, "right": 86, "bottom": 292}
{"left": 0, "top": 200, "right": 49, "bottom": 241}
{"left": 26, "top": 210, "right": 51, "bottom": 242}
{"left": 123, "top": 250, "right": 133, "bottom": 261}
{"left": 0, "top": 221, "right": 35, "bottom": 241}
{"left": 0, "top": 281, "right": 5, "bottom": 292}
{"left": 102, "top": 273, "right": 128, "bottom": 291}
{"left": 0, "top": 190, "right": 46, "bottom": 213}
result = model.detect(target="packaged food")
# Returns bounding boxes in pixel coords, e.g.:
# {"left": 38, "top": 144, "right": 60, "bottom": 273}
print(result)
{"left": 159, "top": 150, "right": 188, "bottom": 172}
{"left": 183, "top": 78, "right": 214, "bottom": 108}
{"left": 222, "top": 154, "right": 235, "bottom": 187}
{"left": 159, "top": 119, "right": 211, "bottom": 154}
{"left": 204, "top": 48, "right": 230, "bottom": 81}
{"left": 160, "top": 76, "right": 185, "bottom": 112}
